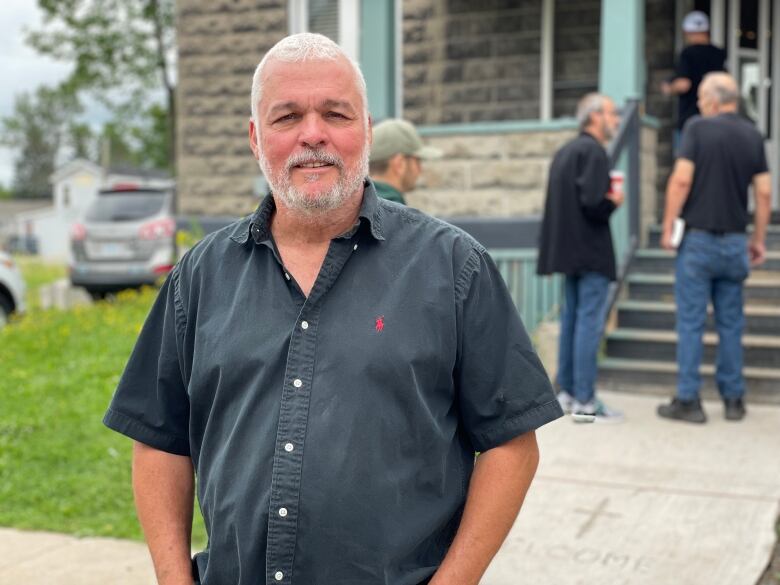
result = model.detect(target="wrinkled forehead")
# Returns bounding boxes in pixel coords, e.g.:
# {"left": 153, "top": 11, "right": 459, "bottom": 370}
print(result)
{"left": 259, "top": 56, "right": 364, "bottom": 110}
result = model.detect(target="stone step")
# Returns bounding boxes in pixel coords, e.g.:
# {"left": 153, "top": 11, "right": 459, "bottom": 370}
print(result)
{"left": 605, "top": 328, "right": 780, "bottom": 369}
{"left": 626, "top": 273, "right": 780, "bottom": 306}
{"left": 646, "top": 225, "right": 780, "bottom": 250}
{"left": 631, "top": 249, "right": 780, "bottom": 274}
{"left": 598, "top": 357, "right": 780, "bottom": 404}
{"left": 616, "top": 300, "right": 780, "bottom": 336}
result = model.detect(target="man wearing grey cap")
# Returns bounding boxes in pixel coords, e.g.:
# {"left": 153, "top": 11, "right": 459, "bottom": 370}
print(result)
{"left": 661, "top": 10, "right": 726, "bottom": 143}
{"left": 369, "top": 118, "right": 442, "bottom": 205}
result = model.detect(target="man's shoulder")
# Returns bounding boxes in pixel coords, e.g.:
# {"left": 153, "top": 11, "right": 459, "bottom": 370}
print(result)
{"left": 378, "top": 198, "right": 485, "bottom": 255}
{"left": 177, "top": 215, "right": 252, "bottom": 274}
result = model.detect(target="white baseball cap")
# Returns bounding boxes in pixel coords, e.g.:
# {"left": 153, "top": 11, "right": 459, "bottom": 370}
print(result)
{"left": 682, "top": 11, "right": 709, "bottom": 33}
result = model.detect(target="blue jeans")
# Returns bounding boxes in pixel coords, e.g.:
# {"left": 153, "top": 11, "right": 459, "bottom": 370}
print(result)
{"left": 556, "top": 272, "right": 610, "bottom": 404}
{"left": 675, "top": 231, "right": 749, "bottom": 401}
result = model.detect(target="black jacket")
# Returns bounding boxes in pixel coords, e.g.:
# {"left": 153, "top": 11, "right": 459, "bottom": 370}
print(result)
{"left": 536, "top": 132, "right": 617, "bottom": 280}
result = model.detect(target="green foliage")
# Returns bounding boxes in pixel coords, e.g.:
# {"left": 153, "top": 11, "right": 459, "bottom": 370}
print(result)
{"left": 26, "top": 0, "right": 176, "bottom": 171}
{"left": 0, "top": 285, "right": 206, "bottom": 546}
{"left": 28, "top": 0, "right": 175, "bottom": 112}
{"left": 0, "top": 86, "right": 82, "bottom": 199}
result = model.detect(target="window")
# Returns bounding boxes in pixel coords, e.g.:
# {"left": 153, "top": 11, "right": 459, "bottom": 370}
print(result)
{"left": 288, "top": 0, "right": 359, "bottom": 62}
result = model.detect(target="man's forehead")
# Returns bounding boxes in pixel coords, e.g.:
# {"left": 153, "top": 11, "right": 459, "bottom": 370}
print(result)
{"left": 260, "top": 57, "right": 361, "bottom": 107}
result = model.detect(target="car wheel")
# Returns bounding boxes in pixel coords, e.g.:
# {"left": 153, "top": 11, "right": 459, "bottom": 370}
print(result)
{"left": 0, "top": 293, "right": 13, "bottom": 329}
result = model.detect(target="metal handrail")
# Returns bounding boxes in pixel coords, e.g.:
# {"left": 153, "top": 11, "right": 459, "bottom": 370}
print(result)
{"left": 604, "top": 98, "right": 642, "bottom": 324}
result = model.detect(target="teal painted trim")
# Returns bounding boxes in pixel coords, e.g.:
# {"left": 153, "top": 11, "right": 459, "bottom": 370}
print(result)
{"left": 418, "top": 118, "right": 578, "bottom": 137}
{"left": 360, "top": 0, "right": 395, "bottom": 120}
{"left": 599, "top": 0, "right": 645, "bottom": 103}
{"left": 642, "top": 115, "right": 661, "bottom": 129}
{"left": 489, "top": 249, "right": 538, "bottom": 260}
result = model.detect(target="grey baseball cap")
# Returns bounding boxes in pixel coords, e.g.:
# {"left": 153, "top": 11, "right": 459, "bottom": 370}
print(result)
{"left": 370, "top": 119, "right": 443, "bottom": 162}
{"left": 682, "top": 10, "right": 709, "bottom": 33}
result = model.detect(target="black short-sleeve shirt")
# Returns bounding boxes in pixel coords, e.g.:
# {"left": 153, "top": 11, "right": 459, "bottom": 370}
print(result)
{"left": 674, "top": 44, "right": 727, "bottom": 129}
{"left": 104, "top": 181, "right": 562, "bottom": 585}
{"left": 678, "top": 113, "right": 768, "bottom": 233}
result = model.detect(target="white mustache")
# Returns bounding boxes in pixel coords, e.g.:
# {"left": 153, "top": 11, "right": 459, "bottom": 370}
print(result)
{"left": 286, "top": 150, "right": 343, "bottom": 171}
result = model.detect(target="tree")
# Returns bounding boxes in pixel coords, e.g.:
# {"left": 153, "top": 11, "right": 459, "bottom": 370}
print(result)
{"left": 0, "top": 86, "right": 83, "bottom": 199}
{"left": 27, "top": 0, "right": 176, "bottom": 171}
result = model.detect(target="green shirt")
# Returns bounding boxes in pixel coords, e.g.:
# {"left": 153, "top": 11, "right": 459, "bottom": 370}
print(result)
{"left": 372, "top": 179, "right": 406, "bottom": 205}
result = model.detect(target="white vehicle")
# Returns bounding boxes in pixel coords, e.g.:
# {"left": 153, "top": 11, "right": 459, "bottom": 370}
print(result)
{"left": 0, "top": 251, "right": 26, "bottom": 328}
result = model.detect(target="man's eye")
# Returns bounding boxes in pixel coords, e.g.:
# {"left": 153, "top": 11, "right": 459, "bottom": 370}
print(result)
{"left": 275, "top": 113, "right": 297, "bottom": 123}
{"left": 327, "top": 111, "right": 348, "bottom": 119}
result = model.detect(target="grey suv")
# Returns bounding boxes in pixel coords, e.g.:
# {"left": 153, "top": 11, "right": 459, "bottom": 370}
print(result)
{"left": 70, "top": 188, "right": 175, "bottom": 298}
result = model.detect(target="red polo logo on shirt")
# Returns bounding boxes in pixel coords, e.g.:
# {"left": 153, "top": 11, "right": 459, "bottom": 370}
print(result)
{"left": 375, "top": 316, "right": 385, "bottom": 332}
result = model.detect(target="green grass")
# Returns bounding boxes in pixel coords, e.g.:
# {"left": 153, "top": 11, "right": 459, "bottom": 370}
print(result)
{"left": 0, "top": 287, "right": 206, "bottom": 547}
{"left": 13, "top": 255, "right": 67, "bottom": 310}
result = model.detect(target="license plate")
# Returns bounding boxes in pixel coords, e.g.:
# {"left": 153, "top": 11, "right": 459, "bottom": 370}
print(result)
{"left": 90, "top": 242, "right": 133, "bottom": 259}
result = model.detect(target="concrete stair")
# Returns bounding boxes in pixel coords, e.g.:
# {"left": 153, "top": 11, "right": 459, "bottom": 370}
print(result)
{"left": 599, "top": 225, "right": 780, "bottom": 404}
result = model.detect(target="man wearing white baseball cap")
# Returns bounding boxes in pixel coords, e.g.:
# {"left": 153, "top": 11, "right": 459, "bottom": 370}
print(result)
{"left": 369, "top": 119, "right": 442, "bottom": 205}
{"left": 661, "top": 11, "right": 726, "bottom": 147}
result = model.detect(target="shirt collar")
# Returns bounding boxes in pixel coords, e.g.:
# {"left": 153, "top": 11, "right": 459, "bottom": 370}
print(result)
{"left": 234, "top": 179, "right": 386, "bottom": 245}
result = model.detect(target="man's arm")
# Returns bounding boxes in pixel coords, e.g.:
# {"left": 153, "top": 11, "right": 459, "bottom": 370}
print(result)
{"left": 429, "top": 431, "right": 540, "bottom": 585}
{"left": 661, "top": 159, "right": 695, "bottom": 249}
{"left": 750, "top": 172, "right": 772, "bottom": 265}
{"left": 133, "top": 441, "right": 195, "bottom": 585}
{"left": 661, "top": 77, "right": 692, "bottom": 96}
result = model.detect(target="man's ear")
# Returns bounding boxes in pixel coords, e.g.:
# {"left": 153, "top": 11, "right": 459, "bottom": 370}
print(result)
{"left": 248, "top": 118, "right": 260, "bottom": 160}
{"left": 367, "top": 114, "right": 373, "bottom": 148}
{"left": 388, "top": 153, "right": 406, "bottom": 176}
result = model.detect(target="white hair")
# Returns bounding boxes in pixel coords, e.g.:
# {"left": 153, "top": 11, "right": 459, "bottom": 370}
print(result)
{"left": 576, "top": 93, "right": 610, "bottom": 129}
{"left": 250, "top": 33, "right": 369, "bottom": 126}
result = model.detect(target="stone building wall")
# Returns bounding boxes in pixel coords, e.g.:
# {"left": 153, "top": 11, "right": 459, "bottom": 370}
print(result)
{"left": 402, "top": 0, "right": 542, "bottom": 125}
{"left": 407, "top": 128, "right": 576, "bottom": 217}
{"left": 408, "top": 123, "right": 658, "bottom": 221}
{"left": 176, "top": 0, "right": 287, "bottom": 215}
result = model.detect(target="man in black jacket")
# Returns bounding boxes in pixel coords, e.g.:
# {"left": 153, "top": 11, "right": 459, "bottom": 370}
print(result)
{"left": 537, "top": 93, "right": 624, "bottom": 422}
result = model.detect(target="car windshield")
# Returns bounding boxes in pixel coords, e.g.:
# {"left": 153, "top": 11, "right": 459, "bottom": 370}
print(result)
{"left": 85, "top": 192, "right": 167, "bottom": 222}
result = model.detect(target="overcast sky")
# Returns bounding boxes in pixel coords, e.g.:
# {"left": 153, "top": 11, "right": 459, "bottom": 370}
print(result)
{"left": 0, "top": 2, "right": 72, "bottom": 187}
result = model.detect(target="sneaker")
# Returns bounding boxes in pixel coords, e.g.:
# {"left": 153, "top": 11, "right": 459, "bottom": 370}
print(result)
{"left": 556, "top": 390, "right": 574, "bottom": 414}
{"left": 724, "top": 398, "right": 746, "bottom": 421}
{"left": 657, "top": 398, "right": 707, "bottom": 424}
{"left": 572, "top": 398, "right": 624, "bottom": 423}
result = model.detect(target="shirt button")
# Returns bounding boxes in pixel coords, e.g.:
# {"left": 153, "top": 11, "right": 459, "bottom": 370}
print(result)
{"left": 293, "top": 378, "right": 302, "bottom": 388}
{"left": 284, "top": 272, "right": 291, "bottom": 280}
{"left": 301, "top": 320, "right": 309, "bottom": 330}
{"left": 353, "top": 243, "right": 358, "bottom": 251}
{"left": 279, "top": 507, "right": 288, "bottom": 517}
{"left": 284, "top": 442, "right": 294, "bottom": 452}
{"left": 275, "top": 571, "right": 284, "bottom": 581}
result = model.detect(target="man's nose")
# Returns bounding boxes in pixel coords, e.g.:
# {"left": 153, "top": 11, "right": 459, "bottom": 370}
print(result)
{"left": 299, "top": 114, "right": 327, "bottom": 148}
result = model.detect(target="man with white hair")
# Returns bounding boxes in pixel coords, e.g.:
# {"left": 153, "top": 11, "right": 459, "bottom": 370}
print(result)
{"left": 661, "top": 10, "right": 726, "bottom": 146}
{"left": 658, "top": 72, "right": 771, "bottom": 424}
{"left": 104, "top": 33, "right": 562, "bottom": 585}
{"left": 537, "top": 93, "right": 624, "bottom": 422}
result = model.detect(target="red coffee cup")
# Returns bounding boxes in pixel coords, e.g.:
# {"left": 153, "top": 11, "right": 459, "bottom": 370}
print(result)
{"left": 609, "top": 170, "right": 625, "bottom": 195}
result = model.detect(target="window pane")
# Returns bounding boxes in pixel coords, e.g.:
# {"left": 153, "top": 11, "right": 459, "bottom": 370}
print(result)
{"left": 309, "top": 0, "right": 339, "bottom": 42}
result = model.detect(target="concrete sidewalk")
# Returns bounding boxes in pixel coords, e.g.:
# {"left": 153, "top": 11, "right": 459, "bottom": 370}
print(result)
{"left": 1, "top": 391, "right": 778, "bottom": 584}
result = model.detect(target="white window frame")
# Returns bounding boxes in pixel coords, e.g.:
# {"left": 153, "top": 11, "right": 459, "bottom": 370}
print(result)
{"left": 288, "top": 0, "right": 360, "bottom": 62}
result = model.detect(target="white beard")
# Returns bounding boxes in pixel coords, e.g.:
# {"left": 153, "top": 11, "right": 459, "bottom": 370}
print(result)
{"left": 257, "top": 142, "right": 369, "bottom": 216}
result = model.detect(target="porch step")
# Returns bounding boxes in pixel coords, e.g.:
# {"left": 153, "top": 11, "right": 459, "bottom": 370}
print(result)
{"left": 598, "top": 357, "right": 780, "bottom": 404}
{"left": 631, "top": 249, "right": 780, "bottom": 274}
{"left": 616, "top": 300, "right": 780, "bottom": 335}
{"left": 626, "top": 273, "right": 780, "bottom": 305}
{"left": 647, "top": 225, "right": 780, "bottom": 250}
{"left": 605, "top": 328, "right": 780, "bottom": 368}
